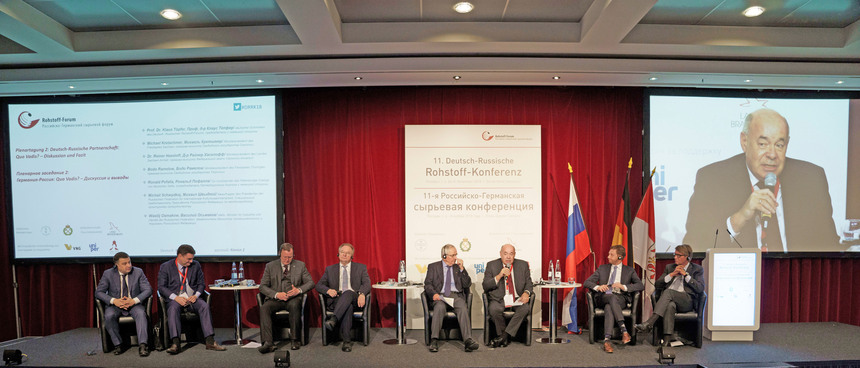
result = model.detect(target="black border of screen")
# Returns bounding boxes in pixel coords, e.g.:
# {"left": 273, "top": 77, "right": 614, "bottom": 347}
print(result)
{"left": 2, "top": 89, "right": 285, "bottom": 264}
{"left": 643, "top": 87, "right": 860, "bottom": 260}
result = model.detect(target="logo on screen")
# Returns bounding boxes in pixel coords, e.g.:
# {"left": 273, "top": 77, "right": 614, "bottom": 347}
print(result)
{"left": 233, "top": 103, "right": 242, "bottom": 111}
{"left": 474, "top": 263, "right": 485, "bottom": 275}
{"left": 653, "top": 165, "right": 679, "bottom": 201}
{"left": 107, "top": 222, "right": 123, "bottom": 236}
{"left": 18, "top": 111, "right": 40, "bottom": 129}
{"left": 63, "top": 225, "right": 73, "bottom": 236}
{"left": 110, "top": 240, "right": 118, "bottom": 251}
{"left": 89, "top": 243, "right": 99, "bottom": 252}
{"left": 482, "top": 131, "right": 494, "bottom": 141}
{"left": 415, "top": 264, "right": 428, "bottom": 274}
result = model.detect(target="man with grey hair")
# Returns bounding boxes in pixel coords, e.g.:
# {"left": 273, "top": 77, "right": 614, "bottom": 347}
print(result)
{"left": 316, "top": 243, "right": 372, "bottom": 352}
{"left": 423, "top": 244, "right": 479, "bottom": 352}
{"left": 684, "top": 108, "right": 839, "bottom": 251}
{"left": 258, "top": 243, "right": 314, "bottom": 353}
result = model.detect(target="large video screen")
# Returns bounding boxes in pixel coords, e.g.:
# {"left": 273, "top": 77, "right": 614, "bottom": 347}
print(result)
{"left": 648, "top": 93, "right": 859, "bottom": 253}
{"left": 5, "top": 93, "right": 282, "bottom": 261}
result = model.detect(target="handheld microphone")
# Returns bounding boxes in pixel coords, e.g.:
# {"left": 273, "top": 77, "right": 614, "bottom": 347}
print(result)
{"left": 761, "top": 173, "right": 777, "bottom": 228}
{"left": 726, "top": 228, "right": 744, "bottom": 248}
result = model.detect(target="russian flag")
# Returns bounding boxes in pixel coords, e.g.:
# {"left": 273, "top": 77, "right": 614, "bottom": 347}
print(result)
{"left": 562, "top": 166, "right": 591, "bottom": 332}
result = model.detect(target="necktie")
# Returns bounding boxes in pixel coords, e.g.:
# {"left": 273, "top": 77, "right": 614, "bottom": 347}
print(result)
{"left": 442, "top": 265, "right": 453, "bottom": 296}
{"left": 756, "top": 180, "right": 784, "bottom": 253}
{"left": 282, "top": 264, "right": 292, "bottom": 291}
{"left": 341, "top": 266, "right": 349, "bottom": 292}
{"left": 606, "top": 266, "right": 617, "bottom": 294}
{"left": 121, "top": 274, "right": 129, "bottom": 298}
{"left": 505, "top": 266, "right": 515, "bottom": 296}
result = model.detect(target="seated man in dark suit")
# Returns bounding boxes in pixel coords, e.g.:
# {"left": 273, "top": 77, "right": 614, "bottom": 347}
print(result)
{"left": 423, "top": 244, "right": 479, "bottom": 353}
{"left": 636, "top": 244, "right": 705, "bottom": 346}
{"left": 315, "top": 243, "right": 372, "bottom": 352}
{"left": 95, "top": 251, "right": 152, "bottom": 356}
{"left": 482, "top": 243, "right": 534, "bottom": 348}
{"left": 258, "top": 242, "right": 314, "bottom": 353}
{"left": 584, "top": 245, "right": 643, "bottom": 353}
{"left": 157, "top": 244, "right": 226, "bottom": 354}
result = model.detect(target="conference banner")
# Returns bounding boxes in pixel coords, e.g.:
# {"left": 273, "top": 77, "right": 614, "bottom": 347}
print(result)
{"left": 405, "top": 125, "right": 542, "bottom": 328}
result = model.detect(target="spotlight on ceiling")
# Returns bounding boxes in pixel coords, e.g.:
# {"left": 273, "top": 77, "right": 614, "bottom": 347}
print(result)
{"left": 453, "top": 2, "right": 474, "bottom": 14}
{"left": 256, "top": 79, "right": 264, "bottom": 83}
{"left": 742, "top": 6, "right": 765, "bottom": 17}
{"left": 160, "top": 82, "right": 169, "bottom": 86}
{"left": 552, "top": 76, "right": 560, "bottom": 80}
{"left": 68, "top": 85, "right": 75, "bottom": 89}
{"left": 649, "top": 77, "right": 658, "bottom": 81}
{"left": 354, "top": 76, "right": 363, "bottom": 80}
{"left": 744, "top": 79, "right": 752, "bottom": 83}
{"left": 160, "top": 9, "right": 182, "bottom": 20}
{"left": 453, "top": 75, "right": 461, "bottom": 80}
{"left": 836, "top": 80, "right": 845, "bottom": 84}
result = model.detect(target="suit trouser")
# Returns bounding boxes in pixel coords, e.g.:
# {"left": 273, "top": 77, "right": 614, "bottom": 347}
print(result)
{"left": 260, "top": 297, "right": 302, "bottom": 343}
{"left": 104, "top": 304, "right": 149, "bottom": 346}
{"left": 166, "top": 298, "right": 214, "bottom": 340}
{"left": 430, "top": 291, "right": 471, "bottom": 340}
{"left": 488, "top": 299, "right": 530, "bottom": 336}
{"left": 328, "top": 290, "right": 360, "bottom": 341}
{"left": 595, "top": 292, "right": 626, "bottom": 338}
{"left": 653, "top": 289, "right": 692, "bottom": 334}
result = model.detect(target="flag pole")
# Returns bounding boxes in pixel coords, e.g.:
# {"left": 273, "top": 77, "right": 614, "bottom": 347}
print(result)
{"left": 568, "top": 163, "right": 596, "bottom": 273}
{"left": 640, "top": 166, "right": 657, "bottom": 313}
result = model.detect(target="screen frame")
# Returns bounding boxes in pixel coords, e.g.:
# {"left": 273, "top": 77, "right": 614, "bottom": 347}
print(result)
{"left": 2, "top": 89, "right": 285, "bottom": 264}
{"left": 644, "top": 87, "right": 860, "bottom": 259}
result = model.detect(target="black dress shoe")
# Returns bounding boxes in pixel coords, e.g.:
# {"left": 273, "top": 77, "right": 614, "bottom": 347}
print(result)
{"left": 490, "top": 335, "right": 509, "bottom": 348}
{"left": 258, "top": 342, "right": 276, "bottom": 354}
{"left": 138, "top": 343, "right": 149, "bottom": 357}
{"left": 635, "top": 323, "right": 652, "bottom": 333}
{"left": 166, "top": 343, "right": 180, "bottom": 355}
{"left": 291, "top": 340, "right": 301, "bottom": 350}
{"left": 324, "top": 317, "right": 337, "bottom": 331}
{"left": 464, "top": 338, "right": 479, "bottom": 352}
{"left": 428, "top": 338, "right": 439, "bottom": 352}
{"left": 341, "top": 341, "right": 353, "bottom": 352}
{"left": 112, "top": 345, "right": 126, "bottom": 355}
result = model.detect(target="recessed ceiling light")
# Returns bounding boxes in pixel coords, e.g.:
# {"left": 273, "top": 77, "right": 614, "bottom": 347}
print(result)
{"left": 649, "top": 77, "right": 658, "bottom": 81}
{"left": 453, "top": 75, "right": 461, "bottom": 80}
{"left": 256, "top": 79, "right": 264, "bottom": 83}
{"left": 68, "top": 85, "right": 75, "bottom": 89}
{"left": 453, "top": 2, "right": 474, "bottom": 14}
{"left": 836, "top": 80, "right": 845, "bottom": 84}
{"left": 160, "top": 82, "right": 169, "bottom": 86}
{"left": 354, "top": 76, "right": 362, "bottom": 80}
{"left": 744, "top": 79, "right": 752, "bottom": 83}
{"left": 552, "top": 76, "right": 560, "bottom": 80}
{"left": 160, "top": 9, "right": 182, "bottom": 20}
{"left": 742, "top": 6, "right": 765, "bottom": 17}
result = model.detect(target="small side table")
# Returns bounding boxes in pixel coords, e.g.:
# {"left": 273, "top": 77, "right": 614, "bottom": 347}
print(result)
{"left": 536, "top": 282, "right": 582, "bottom": 344}
{"left": 372, "top": 283, "right": 422, "bottom": 345}
{"left": 210, "top": 284, "right": 260, "bottom": 346}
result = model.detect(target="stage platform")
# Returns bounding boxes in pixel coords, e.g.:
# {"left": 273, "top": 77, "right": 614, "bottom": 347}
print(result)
{"left": 1, "top": 322, "right": 858, "bottom": 367}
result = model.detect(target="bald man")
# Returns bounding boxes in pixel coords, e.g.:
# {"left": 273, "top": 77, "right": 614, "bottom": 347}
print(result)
{"left": 482, "top": 244, "right": 534, "bottom": 348}
{"left": 684, "top": 108, "right": 840, "bottom": 252}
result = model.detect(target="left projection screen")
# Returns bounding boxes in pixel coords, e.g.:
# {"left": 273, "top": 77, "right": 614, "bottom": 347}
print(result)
{"left": 6, "top": 94, "right": 280, "bottom": 260}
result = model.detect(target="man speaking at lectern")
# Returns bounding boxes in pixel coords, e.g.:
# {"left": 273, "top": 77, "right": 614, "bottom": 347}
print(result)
{"left": 683, "top": 108, "right": 840, "bottom": 252}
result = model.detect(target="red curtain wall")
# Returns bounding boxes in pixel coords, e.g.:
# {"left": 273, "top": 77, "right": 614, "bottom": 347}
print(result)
{"left": 1, "top": 87, "right": 857, "bottom": 340}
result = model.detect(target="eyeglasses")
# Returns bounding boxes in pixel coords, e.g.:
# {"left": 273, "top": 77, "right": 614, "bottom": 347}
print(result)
{"left": 673, "top": 253, "right": 685, "bottom": 257}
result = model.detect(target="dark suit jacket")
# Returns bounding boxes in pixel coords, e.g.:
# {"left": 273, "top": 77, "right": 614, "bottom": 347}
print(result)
{"left": 684, "top": 153, "right": 840, "bottom": 251}
{"left": 423, "top": 260, "right": 471, "bottom": 298}
{"left": 654, "top": 262, "right": 705, "bottom": 299}
{"left": 583, "top": 263, "right": 644, "bottom": 304}
{"left": 158, "top": 259, "right": 206, "bottom": 298}
{"left": 315, "top": 262, "right": 372, "bottom": 308}
{"left": 96, "top": 266, "right": 152, "bottom": 305}
{"left": 482, "top": 258, "right": 533, "bottom": 303}
{"left": 259, "top": 259, "right": 314, "bottom": 301}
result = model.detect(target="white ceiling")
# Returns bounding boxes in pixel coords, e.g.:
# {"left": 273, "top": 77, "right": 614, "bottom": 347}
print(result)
{"left": 1, "top": 0, "right": 859, "bottom": 96}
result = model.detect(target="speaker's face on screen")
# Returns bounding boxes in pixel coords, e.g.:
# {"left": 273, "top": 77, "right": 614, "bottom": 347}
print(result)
{"left": 741, "top": 111, "right": 790, "bottom": 181}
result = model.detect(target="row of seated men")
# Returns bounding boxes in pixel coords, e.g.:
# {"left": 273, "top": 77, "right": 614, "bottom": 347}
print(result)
{"left": 95, "top": 242, "right": 703, "bottom": 357}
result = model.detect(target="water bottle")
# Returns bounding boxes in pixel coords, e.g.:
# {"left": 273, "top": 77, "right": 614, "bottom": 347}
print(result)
{"left": 231, "top": 262, "right": 237, "bottom": 279}
{"left": 238, "top": 261, "right": 245, "bottom": 280}
{"left": 398, "top": 260, "right": 407, "bottom": 283}
{"left": 554, "top": 260, "right": 561, "bottom": 284}
{"left": 547, "top": 261, "right": 554, "bottom": 284}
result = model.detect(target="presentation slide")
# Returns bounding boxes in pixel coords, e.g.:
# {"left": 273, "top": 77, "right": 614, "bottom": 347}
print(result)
{"left": 649, "top": 95, "right": 859, "bottom": 253}
{"left": 6, "top": 95, "right": 279, "bottom": 260}
{"left": 404, "top": 125, "right": 542, "bottom": 328}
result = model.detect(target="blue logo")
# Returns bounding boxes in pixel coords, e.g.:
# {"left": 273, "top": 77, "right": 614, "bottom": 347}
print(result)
{"left": 233, "top": 103, "right": 242, "bottom": 111}
{"left": 474, "top": 263, "right": 485, "bottom": 275}
{"left": 89, "top": 243, "right": 99, "bottom": 252}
